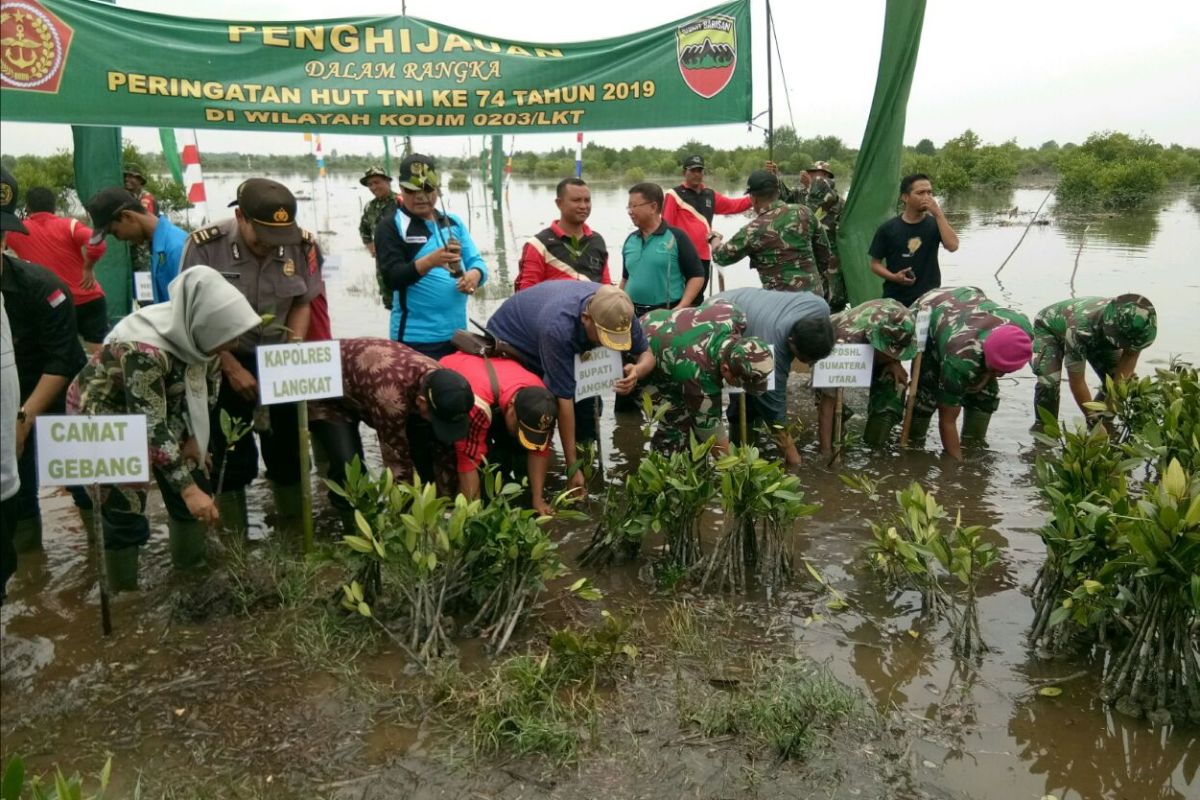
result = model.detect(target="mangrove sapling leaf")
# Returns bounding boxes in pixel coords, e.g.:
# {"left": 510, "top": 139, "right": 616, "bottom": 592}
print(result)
{"left": 1, "top": 758, "right": 23, "bottom": 800}
{"left": 698, "top": 445, "right": 818, "bottom": 594}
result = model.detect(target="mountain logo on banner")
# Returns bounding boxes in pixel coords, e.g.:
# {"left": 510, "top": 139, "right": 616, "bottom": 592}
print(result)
{"left": 676, "top": 14, "right": 737, "bottom": 99}
{"left": 0, "top": 0, "right": 73, "bottom": 93}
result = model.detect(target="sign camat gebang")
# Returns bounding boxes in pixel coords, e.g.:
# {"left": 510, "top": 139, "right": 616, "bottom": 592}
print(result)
{"left": 0, "top": 0, "right": 751, "bottom": 135}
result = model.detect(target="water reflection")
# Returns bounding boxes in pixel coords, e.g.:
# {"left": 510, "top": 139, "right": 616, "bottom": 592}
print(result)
{"left": 1057, "top": 210, "right": 1161, "bottom": 251}
{"left": 1008, "top": 691, "right": 1199, "bottom": 800}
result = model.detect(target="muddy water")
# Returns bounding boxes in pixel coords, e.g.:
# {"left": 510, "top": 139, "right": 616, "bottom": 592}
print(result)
{"left": 2, "top": 175, "right": 1198, "bottom": 798}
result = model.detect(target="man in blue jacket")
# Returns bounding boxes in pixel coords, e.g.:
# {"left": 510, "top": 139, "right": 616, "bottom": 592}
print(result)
{"left": 87, "top": 186, "right": 188, "bottom": 303}
{"left": 375, "top": 154, "right": 487, "bottom": 359}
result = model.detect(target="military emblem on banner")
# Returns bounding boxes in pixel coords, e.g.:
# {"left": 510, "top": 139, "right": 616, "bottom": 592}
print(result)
{"left": 676, "top": 13, "right": 737, "bottom": 99}
{"left": 0, "top": 0, "right": 74, "bottom": 93}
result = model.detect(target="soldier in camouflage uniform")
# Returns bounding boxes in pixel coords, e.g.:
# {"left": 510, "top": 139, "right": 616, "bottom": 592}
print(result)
{"left": 641, "top": 299, "right": 774, "bottom": 453}
{"left": 766, "top": 161, "right": 847, "bottom": 309}
{"left": 814, "top": 299, "right": 918, "bottom": 453}
{"left": 906, "top": 286, "right": 1033, "bottom": 459}
{"left": 711, "top": 170, "right": 830, "bottom": 293}
{"left": 358, "top": 166, "right": 401, "bottom": 309}
{"left": 1031, "top": 294, "right": 1156, "bottom": 422}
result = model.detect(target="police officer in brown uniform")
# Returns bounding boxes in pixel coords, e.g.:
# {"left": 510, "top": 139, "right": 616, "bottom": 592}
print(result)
{"left": 179, "top": 178, "right": 324, "bottom": 525}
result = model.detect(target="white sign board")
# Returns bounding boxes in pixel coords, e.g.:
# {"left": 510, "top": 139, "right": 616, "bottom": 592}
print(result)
{"left": 36, "top": 415, "right": 150, "bottom": 486}
{"left": 725, "top": 344, "right": 777, "bottom": 396}
{"left": 134, "top": 271, "right": 155, "bottom": 303}
{"left": 257, "top": 341, "right": 344, "bottom": 405}
{"left": 811, "top": 343, "right": 876, "bottom": 389}
{"left": 915, "top": 309, "right": 932, "bottom": 352}
{"left": 320, "top": 254, "right": 343, "bottom": 279}
{"left": 574, "top": 347, "right": 623, "bottom": 401}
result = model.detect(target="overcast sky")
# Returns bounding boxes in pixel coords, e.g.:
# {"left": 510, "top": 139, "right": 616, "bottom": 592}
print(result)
{"left": 2, "top": 0, "right": 1197, "bottom": 160}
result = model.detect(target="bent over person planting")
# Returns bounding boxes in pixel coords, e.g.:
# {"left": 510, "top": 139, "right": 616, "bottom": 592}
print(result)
{"left": 67, "top": 267, "right": 262, "bottom": 591}
{"left": 906, "top": 286, "right": 1033, "bottom": 459}
{"left": 1031, "top": 294, "right": 1157, "bottom": 425}
{"left": 815, "top": 299, "right": 919, "bottom": 455}
{"left": 641, "top": 299, "right": 774, "bottom": 454}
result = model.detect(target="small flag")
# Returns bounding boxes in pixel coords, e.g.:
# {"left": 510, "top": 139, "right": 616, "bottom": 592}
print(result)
{"left": 47, "top": 289, "right": 66, "bottom": 308}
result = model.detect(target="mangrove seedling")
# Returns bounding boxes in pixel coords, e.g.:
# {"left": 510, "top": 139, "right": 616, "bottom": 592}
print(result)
{"left": 698, "top": 444, "right": 819, "bottom": 595}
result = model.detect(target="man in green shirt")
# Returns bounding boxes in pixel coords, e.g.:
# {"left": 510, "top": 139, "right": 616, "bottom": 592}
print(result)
{"left": 620, "top": 182, "right": 706, "bottom": 316}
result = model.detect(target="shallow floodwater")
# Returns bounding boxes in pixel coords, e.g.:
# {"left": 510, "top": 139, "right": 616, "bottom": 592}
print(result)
{"left": 2, "top": 174, "right": 1198, "bottom": 798}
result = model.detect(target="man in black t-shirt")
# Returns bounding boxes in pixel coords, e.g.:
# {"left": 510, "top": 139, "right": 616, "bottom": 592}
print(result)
{"left": 868, "top": 173, "right": 960, "bottom": 306}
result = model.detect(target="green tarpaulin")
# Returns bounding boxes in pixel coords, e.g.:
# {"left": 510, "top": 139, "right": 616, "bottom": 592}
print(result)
{"left": 3, "top": 0, "right": 751, "bottom": 137}
{"left": 71, "top": 126, "right": 131, "bottom": 322}
{"left": 838, "top": 0, "right": 927, "bottom": 306}
{"left": 159, "top": 128, "right": 184, "bottom": 185}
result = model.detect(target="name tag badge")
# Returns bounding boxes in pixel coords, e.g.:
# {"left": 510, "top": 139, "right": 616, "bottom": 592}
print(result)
{"left": 220, "top": 271, "right": 240, "bottom": 281}
{"left": 404, "top": 235, "right": 429, "bottom": 244}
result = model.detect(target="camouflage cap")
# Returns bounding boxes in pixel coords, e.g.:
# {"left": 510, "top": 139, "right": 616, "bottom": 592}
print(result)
{"left": 1101, "top": 294, "right": 1157, "bottom": 351}
{"left": 725, "top": 336, "right": 775, "bottom": 394}
{"left": 872, "top": 312, "right": 919, "bottom": 362}
{"left": 123, "top": 163, "right": 147, "bottom": 183}
{"left": 359, "top": 166, "right": 392, "bottom": 186}
{"left": 397, "top": 154, "right": 439, "bottom": 191}
{"left": 805, "top": 161, "right": 834, "bottom": 178}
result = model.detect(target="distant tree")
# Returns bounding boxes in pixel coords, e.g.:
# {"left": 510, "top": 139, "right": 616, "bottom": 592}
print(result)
{"left": 915, "top": 138, "right": 936, "bottom": 156}
{"left": 1039, "top": 140, "right": 1059, "bottom": 152}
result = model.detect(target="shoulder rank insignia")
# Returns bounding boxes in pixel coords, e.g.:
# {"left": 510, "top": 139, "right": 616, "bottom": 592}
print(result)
{"left": 189, "top": 225, "right": 223, "bottom": 244}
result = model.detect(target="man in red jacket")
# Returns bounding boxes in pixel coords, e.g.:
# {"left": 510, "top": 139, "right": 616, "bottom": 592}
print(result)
{"left": 6, "top": 187, "right": 109, "bottom": 345}
{"left": 515, "top": 177, "right": 610, "bottom": 291}
{"left": 661, "top": 155, "right": 752, "bottom": 301}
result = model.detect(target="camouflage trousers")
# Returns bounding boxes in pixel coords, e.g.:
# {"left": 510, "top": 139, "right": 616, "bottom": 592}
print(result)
{"left": 909, "top": 358, "right": 1000, "bottom": 443}
{"left": 640, "top": 382, "right": 724, "bottom": 453}
{"left": 1031, "top": 329, "right": 1121, "bottom": 418}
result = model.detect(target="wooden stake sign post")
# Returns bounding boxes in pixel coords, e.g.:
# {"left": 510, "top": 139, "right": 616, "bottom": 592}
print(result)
{"left": 36, "top": 414, "right": 151, "bottom": 635}
{"left": 811, "top": 343, "right": 876, "bottom": 465}
{"left": 900, "top": 309, "right": 933, "bottom": 447}
{"left": 724, "top": 345, "right": 776, "bottom": 445}
{"left": 257, "top": 340, "right": 344, "bottom": 552}
{"left": 574, "top": 347, "right": 623, "bottom": 482}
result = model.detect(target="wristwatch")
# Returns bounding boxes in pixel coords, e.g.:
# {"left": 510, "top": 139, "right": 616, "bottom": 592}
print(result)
{"left": 16, "top": 407, "right": 27, "bottom": 424}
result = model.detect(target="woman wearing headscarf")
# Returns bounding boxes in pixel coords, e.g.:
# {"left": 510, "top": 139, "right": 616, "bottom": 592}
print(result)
{"left": 68, "top": 266, "right": 261, "bottom": 591}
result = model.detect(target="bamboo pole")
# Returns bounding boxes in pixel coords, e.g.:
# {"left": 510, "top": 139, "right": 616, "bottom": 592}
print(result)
{"left": 88, "top": 484, "right": 113, "bottom": 636}
{"left": 831, "top": 389, "right": 844, "bottom": 466}
{"left": 994, "top": 189, "right": 1053, "bottom": 277}
{"left": 900, "top": 353, "right": 924, "bottom": 447}
{"left": 739, "top": 392, "right": 749, "bottom": 446}
{"left": 298, "top": 399, "right": 314, "bottom": 553}
{"left": 593, "top": 397, "right": 605, "bottom": 483}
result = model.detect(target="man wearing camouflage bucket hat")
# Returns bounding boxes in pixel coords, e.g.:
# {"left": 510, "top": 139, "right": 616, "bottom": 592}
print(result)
{"left": 905, "top": 286, "right": 1033, "bottom": 459}
{"left": 641, "top": 299, "right": 774, "bottom": 454}
{"left": 815, "top": 299, "right": 918, "bottom": 456}
{"left": 358, "top": 166, "right": 400, "bottom": 306}
{"left": 1031, "top": 294, "right": 1157, "bottom": 425}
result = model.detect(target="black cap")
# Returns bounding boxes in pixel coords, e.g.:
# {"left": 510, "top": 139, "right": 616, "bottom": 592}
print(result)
{"left": 682, "top": 155, "right": 705, "bottom": 170}
{"left": 228, "top": 178, "right": 300, "bottom": 246}
{"left": 397, "top": 154, "right": 439, "bottom": 192}
{"left": 359, "top": 166, "right": 392, "bottom": 187}
{"left": 0, "top": 168, "right": 28, "bottom": 235}
{"left": 425, "top": 369, "right": 473, "bottom": 443}
{"left": 85, "top": 186, "right": 143, "bottom": 245}
{"left": 744, "top": 169, "right": 780, "bottom": 195}
{"left": 512, "top": 386, "right": 557, "bottom": 450}
{"left": 123, "top": 163, "right": 146, "bottom": 182}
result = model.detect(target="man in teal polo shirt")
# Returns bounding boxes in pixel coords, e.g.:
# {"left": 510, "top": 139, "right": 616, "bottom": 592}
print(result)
{"left": 86, "top": 186, "right": 187, "bottom": 303}
{"left": 620, "top": 182, "right": 706, "bottom": 317}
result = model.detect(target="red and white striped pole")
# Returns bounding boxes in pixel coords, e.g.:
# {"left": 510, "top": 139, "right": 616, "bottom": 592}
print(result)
{"left": 575, "top": 132, "right": 583, "bottom": 178}
{"left": 182, "top": 132, "right": 208, "bottom": 225}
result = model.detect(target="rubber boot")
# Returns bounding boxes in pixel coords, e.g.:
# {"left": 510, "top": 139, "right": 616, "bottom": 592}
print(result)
{"left": 168, "top": 517, "right": 208, "bottom": 570}
{"left": 78, "top": 508, "right": 97, "bottom": 538}
{"left": 215, "top": 490, "right": 249, "bottom": 537}
{"left": 271, "top": 482, "right": 304, "bottom": 536}
{"left": 11, "top": 517, "right": 43, "bottom": 553}
{"left": 863, "top": 414, "right": 895, "bottom": 447}
{"left": 906, "top": 414, "right": 932, "bottom": 448}
{"left": 338, "top": 506, "right": 359, "bottom": 537}
{"left": 105, "top": 546, "right": 140, "bottom": 593}
{"left": 961, "top": 409, "right": 993, "bottom": 447}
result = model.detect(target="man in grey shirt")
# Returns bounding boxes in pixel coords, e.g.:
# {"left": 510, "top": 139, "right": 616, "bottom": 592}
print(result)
{"left": 717, "top": 287, "right": 833, "bottom": 464}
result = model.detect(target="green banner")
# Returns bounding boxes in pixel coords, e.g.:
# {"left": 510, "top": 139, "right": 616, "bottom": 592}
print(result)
{"left": 71, "top": 125, "right": 132, "bottom": 322}
{"left": 838, "top": 0, "right": 926, "bottom": 305}
{"left": 1, "top": 0, "right": 751, "bottom": 136}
